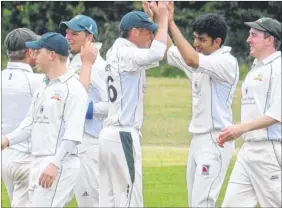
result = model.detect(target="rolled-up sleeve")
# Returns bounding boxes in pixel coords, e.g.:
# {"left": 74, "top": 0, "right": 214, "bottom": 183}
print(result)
{"left": 197, "top": 53, "right": 238, "bottom": 84}
{"left": 118, "top": 40, "right": 167, "bottom": 72}
{"left": 167, "top": 45, "right": 193, "bottom": 79}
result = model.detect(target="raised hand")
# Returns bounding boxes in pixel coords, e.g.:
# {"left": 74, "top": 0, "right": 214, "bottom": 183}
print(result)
{"left": 142, "top": 1, "right": 153, "bottom": 19}
{"left": 164, "top": 1, "right": 174, "bottom": 23}
{"left": 158, "top": 1, "right": 169, "bottom": 20}
{"left": 80, "top": 40, "right": 98, "bottom": 66}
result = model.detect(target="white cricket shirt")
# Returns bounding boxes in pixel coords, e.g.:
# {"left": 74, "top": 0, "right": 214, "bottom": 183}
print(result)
{"left": 7, "top": 71, "right": 88, "bottom": 156}
{"left": 68, "top": 53, "right": 108, "bottom": 138}
{"left": 167, "top": 46, "right": 239, "bottom": 134}
{"left": 241, "top": 51, "right": 281, "bottom": 142}
{"left": 2, "top": 62, "right": 43, "bottom": 152}
{"left": 103, "top": 38, "right": 167, "bottom": 130}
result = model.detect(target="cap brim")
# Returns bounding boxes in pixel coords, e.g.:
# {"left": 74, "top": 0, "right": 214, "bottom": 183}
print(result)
{"left": 244, "top": 22, "right": 267, "bottom": 32}
{"left": 25, "top": 41, "right": 42, "bottom": 49}
{"left": 59, "top": 21, "right": 84, "bottom": 32}
{"left": 147, "top": 23, "right": 158, "bottom": 33}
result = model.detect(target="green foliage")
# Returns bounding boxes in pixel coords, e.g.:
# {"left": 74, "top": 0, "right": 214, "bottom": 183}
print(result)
{"left": 1, "top": 1, "right": 281, "bottom": 74}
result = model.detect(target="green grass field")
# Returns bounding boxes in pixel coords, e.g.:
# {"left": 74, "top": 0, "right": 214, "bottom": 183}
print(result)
{"left": 1, "top": 77, "right": 243, "bottom": 207}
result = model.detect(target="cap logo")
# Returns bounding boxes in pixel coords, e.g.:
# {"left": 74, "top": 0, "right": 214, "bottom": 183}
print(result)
{"left": 74, "top": 15, "right": 81, "bottom": 20}
{"left": 148, "top": 17, "right": 153, "bottom": 23}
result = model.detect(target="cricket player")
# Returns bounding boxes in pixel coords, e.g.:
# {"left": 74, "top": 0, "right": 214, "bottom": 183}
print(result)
{"left": 2, "top": 28, "right": 43, "bottom": 207}
{"left": 59, "top": 14, "right": 108, "bottom": 207}
{"left": 146, "top": 2, "right": 239, "bottom": 207}
{"left": 99, "top": 3, "right": 169, "bottom": 207}
{"left": 218, "top": 17, "right": 281, "bottom": 207}
{"left": 1, "top": 32, "right": 96, "bottom": 207}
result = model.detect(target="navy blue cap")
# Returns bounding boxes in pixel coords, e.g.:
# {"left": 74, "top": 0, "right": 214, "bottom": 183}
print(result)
{"left": 120, "top": 11, "right": 158, "bottom": 32}
{"left": 25, "top": 32, "right": 69, "bottom": 57}
{"left": 60, "top": 14, "right": 98, "bottom": 39}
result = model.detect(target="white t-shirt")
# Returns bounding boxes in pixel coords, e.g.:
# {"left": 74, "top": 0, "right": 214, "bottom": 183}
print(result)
{"left": 7, "top": 71, "right": 88, "bottom": 156}
{"left": 241, "top": 51, "right": 281, "bottom": 142}
{"left": 167, "top": 46, "right": 239, "bottom": 134}
{"left": 103, "top": 38, "right": 167, "bottom": 130}
{"left": 2, "top": 62, "right": 44, "bottom": 152}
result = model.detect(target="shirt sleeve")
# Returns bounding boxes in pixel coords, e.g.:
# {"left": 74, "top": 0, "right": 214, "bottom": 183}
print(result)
{"left": 62, "top": 87, "right": 88, "bottom": 143}
{"left": 118, "top": 40, "right": 167, "bottom": 73}
{"left": 265, "top": 72, "right": 281, "bottom": 122}
{"left": 6, "top": 101, "right": 35, "bottom": 145}
{"left": 50, "top": 139, "right": 78, "bottom": 168}
{"left": 197, "top": 53, "right": 238, "bottom": 84}
{"left": 167, "top": 45, "right": 193, "bottom": 79}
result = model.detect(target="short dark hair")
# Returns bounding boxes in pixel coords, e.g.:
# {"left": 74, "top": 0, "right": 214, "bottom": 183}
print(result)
{"left": 192, "top": 13, "right": 227, "bottom": 46}
{"left": 120, "top": 30, "right": 130, "bottom": 39}
{"left": 264, "top": 31, "right": 281, "bottom": 50}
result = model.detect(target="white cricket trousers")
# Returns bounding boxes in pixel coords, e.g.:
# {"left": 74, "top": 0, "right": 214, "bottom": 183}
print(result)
{"left": 187, "top": 130, "right": 235, "bottom": 207}
{"left": 222, "top": 140, "right": 282, "bottom": 207}
{"left": 28, "top": 154, "right": 80, "bottom": 207}
{"left": 99, "top": 126, "right": 143, "bottom": 207}
{"left": 74, "top": 133, "right": 99, "bottom": 207}
{"left": 2, "top": 147, "right": 31, "bottom": 207}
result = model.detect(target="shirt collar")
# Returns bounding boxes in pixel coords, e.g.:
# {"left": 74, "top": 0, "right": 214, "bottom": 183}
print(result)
{"left": 253, "top": 51, "right": 281, "bottom": 66}
{"left": 117, "top": 37, "right": 138, "bottom": 48}
{"left": 210, "top": 46, "right": 232, "bottom": 56}
{"left": 44, "top": 71, "right": 75, "bottom": 85}
{"left": 6, "top": 62, "right": 33, "bottom": 73}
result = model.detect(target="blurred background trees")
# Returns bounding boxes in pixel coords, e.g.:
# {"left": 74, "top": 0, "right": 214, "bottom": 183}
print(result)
{"left": 1, "top": 1, "right": 281, "bottom": 78}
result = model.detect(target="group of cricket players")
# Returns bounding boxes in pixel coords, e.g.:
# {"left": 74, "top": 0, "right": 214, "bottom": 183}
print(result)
{"left": 1, "top": 1, "right": 281, "bottom": 207}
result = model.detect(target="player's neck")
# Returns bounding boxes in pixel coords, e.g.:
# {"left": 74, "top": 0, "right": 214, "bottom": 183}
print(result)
{"left": 256, "top": 47, "right": 277, "bottom": 62}
{"left": 46, "top": 63, "right": 67, "bottom": 81}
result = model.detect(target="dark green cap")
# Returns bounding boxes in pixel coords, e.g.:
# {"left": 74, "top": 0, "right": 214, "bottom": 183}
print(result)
{"left": 244, "top": 17, "right": 281, "bottom": 41}
{"left": 4, "top": 28, "right": 38, "bottom": 51}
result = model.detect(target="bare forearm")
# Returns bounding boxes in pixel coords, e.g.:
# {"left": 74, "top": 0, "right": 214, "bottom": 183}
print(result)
{"left": 169, "top": 21, "right": 199, "bottom": 68}
{"left": 242, "top": 115, "right": 279, "bottom": 133}
{"left": 154, "top": 15, "right": 168, "bottom": 45}
{"left": 79, "top": 63, "right": 92, "bottom": 89}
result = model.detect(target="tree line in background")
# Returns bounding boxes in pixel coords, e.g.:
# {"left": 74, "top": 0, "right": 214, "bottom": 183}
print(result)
{"left": 1, "top": 1, "right": 281, "bottom": 78}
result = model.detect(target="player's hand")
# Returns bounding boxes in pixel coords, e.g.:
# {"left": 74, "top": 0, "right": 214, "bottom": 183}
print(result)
{"left": 142, "top": 1, "right": 154, "bottom": 20}
{"left": 217, "top": 124, "right": 246, "bottom": 147}
{"left": 164, "top": 1, "right": 174, "bottom": 24}
{"left": 80, "top": 40, "right": 98, "bottom": 66}
{"left": 39, "top": 163, "right": 58, "bottom": 189}
{"left": 1, "top": 137, "right": 9, "bottom": 150}
{"left": 158, "top": 1, "right": 169, "bottom": 20}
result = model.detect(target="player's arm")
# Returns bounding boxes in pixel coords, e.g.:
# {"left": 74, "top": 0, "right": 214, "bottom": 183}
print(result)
{"left": 2, "top": 99, "right": 35, "bottom": 150}
{"left": 86, "top": 67, "right": 109, "bottom": 119}
{"left": 79, "top": 41, "right": 98, "bottom": 90}
{"left": 217, "top": 73, "right": 281, "bottom": 146}
{"left": 119, "top": 2, "right": 169, "bottom": 72}
{"left": 167, "top": 2, "right": 199, "bottom": 69}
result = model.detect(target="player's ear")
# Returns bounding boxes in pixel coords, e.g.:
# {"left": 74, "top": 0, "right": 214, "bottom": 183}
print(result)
{"left": 214, "top": 37, "right": 222, "bottom": 48}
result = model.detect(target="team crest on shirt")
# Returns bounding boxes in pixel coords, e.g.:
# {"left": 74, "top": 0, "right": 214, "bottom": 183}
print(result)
{"left": 254, "top": 74, "right": 263, "bottom": 81}
{"left": 201, "top": 164, "right": 210, "bottom": 175}
{"left": 51, "top": 91, "right": 62, "bottom": 101}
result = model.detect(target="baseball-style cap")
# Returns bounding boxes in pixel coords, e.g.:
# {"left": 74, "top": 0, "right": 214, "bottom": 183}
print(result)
{"left": 25, "top": 32, "right": 70, "bottom": 57}
{"left": 120, "top": 11, "right": 158, "bottom": 33}
{"left": 4, "top": 28, "right": 38, "bottom": 51}
{"left": 60, "top": 14, "right": 98, "bottom": 39}
{"left": 244, "top": 17, "right": 281, "bottom": 41}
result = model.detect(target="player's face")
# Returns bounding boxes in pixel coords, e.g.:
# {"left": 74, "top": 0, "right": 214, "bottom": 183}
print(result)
{"left": 193, "top": 32, "right": 220, "bottom": 55}
{"left": 246, "top": 28, "right": 269, "bottom": 58}
{"left": 28, "top": 49, "right": 37, "bottom": 67}
{"left": 33, "top": 48, "right": 51, "bottom": 73}
{"left": 65, "top": 29, "right": 93, "bottom": 54}
{"left": 136, "top": 28, "right": 154, "bottom": 48}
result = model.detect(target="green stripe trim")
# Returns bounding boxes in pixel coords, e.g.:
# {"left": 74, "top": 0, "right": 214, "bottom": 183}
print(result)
{"left": 120, "top": 131, "right": 135, "bottom": 183}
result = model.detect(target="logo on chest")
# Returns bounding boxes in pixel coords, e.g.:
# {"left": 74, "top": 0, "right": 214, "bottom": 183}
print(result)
{"left": 254, "top": 74, "right": 263, "bottom": 82}
{"left": 51, "top": 91, "right": 62, "bottom": 101}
